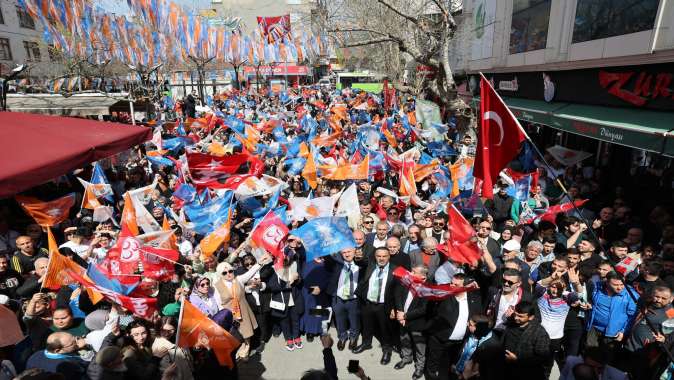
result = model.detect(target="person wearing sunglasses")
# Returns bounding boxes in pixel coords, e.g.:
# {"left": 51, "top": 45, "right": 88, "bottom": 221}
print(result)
{"left": 485, "top": 268, "right": 533, "bottom": 333}
{"left": 214, "top": 255, "right": 271, "bottom": 362}
{"left": 188, "top": 276, "right": 219, "bottom": 318}
{"left": 475, "top": 218, "right": 501, "bottom": 259}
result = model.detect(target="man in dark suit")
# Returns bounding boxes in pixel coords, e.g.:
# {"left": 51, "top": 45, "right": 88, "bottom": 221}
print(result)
{"left": 393, "top": 265, "right": 429, "bottom": 379}
{"left": 362, "top": 221, "right": 390, "bottom": 261}
{"left": 424, "top": 273, "right": 483, "bottom": 380}
{"left": 323, "top": 247, "right": 367, "bottom": 351}
{"left": 386, "top": 237, "right": 411, "bottom": 270}
{"left": 353, "top": 247, "right": 397, "bottom": 365}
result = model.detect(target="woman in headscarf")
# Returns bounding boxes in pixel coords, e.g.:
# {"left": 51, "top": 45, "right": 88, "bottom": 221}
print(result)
{"left": 188, "top": 276, "right": 220, "bottom": 318}
{"left": 213, "top": 254, "right": 271, "bottom": 362}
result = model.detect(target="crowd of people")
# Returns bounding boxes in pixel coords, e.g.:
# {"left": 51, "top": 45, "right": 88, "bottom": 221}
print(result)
{"left": 0, "top": 81, "right": 673, "bottom": 380}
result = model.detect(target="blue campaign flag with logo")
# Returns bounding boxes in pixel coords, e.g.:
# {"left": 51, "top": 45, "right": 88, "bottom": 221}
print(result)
{"left": 431, "top": 170, "right": 452, "bottom": 200}
{"left": 290, "top": 217, "right": 356, "bottom": 261}
{"left": 163, "top": 137, "right": 193, "bottom": 153}
{"left": 427, "top": 141, "right": 457, "bottom": 158}
{"left": 91, "top": 162, "right": 113, "bottom": 202}
{"left": 184, "top": 191, "right": 233, "bottom": 235}
{"left": 285, "top": 157, "right": 306, "bottom": 176}
{"left": 518, "top": 141, "right": 537, "bottom": 173}
{"left": 147, "top": 154, "right": 174, "bottom": 167}
{"left": 272, "top": 126, "right": 287, "bottom": 142}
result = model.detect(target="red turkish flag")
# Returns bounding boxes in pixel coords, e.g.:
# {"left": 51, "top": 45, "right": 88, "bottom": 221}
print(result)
{"left": 474, "top": 75, "right": 527, "bottom": 198}
{"left": 251, "top": 211, "right": 288, "bottom": 261}
{"left": 437, "top": 204, "right": 482, "bottom": 265}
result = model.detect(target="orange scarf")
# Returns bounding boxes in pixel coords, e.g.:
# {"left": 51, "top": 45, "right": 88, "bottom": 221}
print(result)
{"left": 229, "top": 281, "right": 242, "bottom": 320}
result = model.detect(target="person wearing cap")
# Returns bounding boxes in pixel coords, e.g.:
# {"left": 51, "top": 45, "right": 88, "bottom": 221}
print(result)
{"left": 59, "top": 227, "right": 91, "bottom": 260}
{"left": 497, "top": 240, "right": 531, "bottom": 279}
{"left": 484, "top": 182, "right": 515, "bottom": 232}
{"left": 87, "top": 346, "right": 127, "bottom": 380}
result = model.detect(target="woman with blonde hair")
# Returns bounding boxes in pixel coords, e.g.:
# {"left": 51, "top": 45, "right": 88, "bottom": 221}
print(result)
{"left": 213, "top": 253, "right": 272, "bottom": 361}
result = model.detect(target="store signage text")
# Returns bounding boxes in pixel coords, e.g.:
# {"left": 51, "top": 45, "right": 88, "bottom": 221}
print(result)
{"left": 599, "top": 70, "right": 673, "bottom": 107}
{"left": 498, "top": 77, "right": 519, "bottom": 91}
{"left": 571, "top": 121, "right": 624, "bottom": 143}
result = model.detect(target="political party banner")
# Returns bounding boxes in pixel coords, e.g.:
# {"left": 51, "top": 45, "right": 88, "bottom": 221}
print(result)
{"left": 415, "top": 99, "right": 442, "bottom": 128}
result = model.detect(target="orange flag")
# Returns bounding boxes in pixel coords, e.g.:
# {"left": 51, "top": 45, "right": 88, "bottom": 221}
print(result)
{"left": 199, "top": 218, "right": 232, "bottom": 258}
{"left": 320, "top": 155, "right": 369, "bottom": 180}
{"left": 178, "top": 300, "right": 241, "bottom": 368}
{"left": 407, "top": 111, "right": 417, "bottom": 126}
{"left": 208, "top": 142, "right": 227, "bottom": 156}
{"left": 312, "top": 131, "right": 341, "bottom": 147}
{"left": 43, "top": 227, "right": 80, "bottom": 289}
{"left": 298, "top": 142, "right": 310, "bottom": 158}
{"left": 82, "top": 185, "right": 102, "bottom": 210}
{"left": 162, "top": 216, "right": 178, "bottom": 251}
{"left": 413, "top": 160, "right": 440, "bottom": 181}
{"left": 121, "top": 193, "right": 140, "bottom": 236}
{"left": 331, "top": 105, "right": 348, "bottom": 122}
{"left": 399, "top": 158, "right": 417, "bottom": 197}
{"left": 302, "top": 151, "right": 318, "bottom": 189}
{"left": 15, "top": 193, "right": 76, "bottom": 226}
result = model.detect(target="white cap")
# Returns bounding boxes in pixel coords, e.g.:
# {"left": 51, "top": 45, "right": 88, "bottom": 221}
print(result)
{"left": 503, "top": 240, "right": 521, "bottom": 253}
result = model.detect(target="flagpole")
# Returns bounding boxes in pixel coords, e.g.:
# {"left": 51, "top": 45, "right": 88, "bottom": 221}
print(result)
{"left": 478, "top": 72, "right": 674, "bottom": 363}
{"left": 172, "top": 296, "right": 186, "bottom": 364}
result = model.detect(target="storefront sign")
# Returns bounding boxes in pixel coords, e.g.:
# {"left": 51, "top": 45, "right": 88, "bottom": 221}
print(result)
{"left": 479, "top": 63, "right": 674, "bottom": 111}
{"left": 243, "top": 65, "right": 308, "bottom": 76}
{"left": 550, "top": 117, "right": 659, "bottom": 152}
{"left": 498, "top": 77, "right": 519, "bottom": 91}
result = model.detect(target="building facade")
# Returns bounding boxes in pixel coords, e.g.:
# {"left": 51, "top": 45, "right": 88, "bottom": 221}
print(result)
{"left": 450, "top": 0, "right": 674, "bottom": 177}
{"left": 0, "top": 0, "right": 57, "bottom": 80}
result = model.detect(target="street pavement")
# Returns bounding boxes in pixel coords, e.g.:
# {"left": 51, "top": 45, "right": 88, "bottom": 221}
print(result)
{"left": 239, "top": 332, "right": 560, "bottom": 380}
{"left": 239, "top": 331, "right": 414, "bottom": 380}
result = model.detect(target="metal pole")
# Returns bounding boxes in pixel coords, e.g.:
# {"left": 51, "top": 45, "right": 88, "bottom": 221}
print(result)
{"left": 129, "top": 97, "right": 135, "bottom": 125}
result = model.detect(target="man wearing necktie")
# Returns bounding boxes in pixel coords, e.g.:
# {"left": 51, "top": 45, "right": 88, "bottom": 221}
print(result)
{"left": 353, "top": 247, "right": 397, "bottom": 366}
{"left": 323, "top": 247, "right": 366, "bottom": 352}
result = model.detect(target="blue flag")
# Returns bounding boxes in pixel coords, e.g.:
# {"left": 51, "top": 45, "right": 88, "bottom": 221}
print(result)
{"left": 427, "top": 142, "right": 457, "bottom": 158}
{"left": 91, "top": 163, "right": 113, "bottom": 202}
{"left": 147, "top": 154, "right": 174, "bottom": 167}
{"left": 285, "top": 157, "right": 306, "bottom": 176}
{"left": 173, "top": 184, "right": 196, "bottom": 203}
{"left": 290, "top": 217, "right": 356, "bottom": 261}
{"left": 184, "top": 191, "right": 233, "bottom": 235}
{"left": 87, "top": 264, "right": 138, "bottom": 296}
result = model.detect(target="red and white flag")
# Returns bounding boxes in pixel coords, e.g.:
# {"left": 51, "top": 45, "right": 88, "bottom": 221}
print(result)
{"left": 519, "top": 199, "right": 589, "bottom": 225}
{"left": 437, "top": 204, "right": 482, "bottom": 265}
{"left": 393, "top": 267, "right": 478, "bottom": 301}
{"left": 251, "top": 210, "right": 289, "bottom": 261}
{"left": 474, "top": 74, "right": 527, "bottom": 198}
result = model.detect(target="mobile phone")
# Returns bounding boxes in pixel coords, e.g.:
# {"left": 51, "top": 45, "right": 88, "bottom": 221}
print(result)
{"left": 348, "top": 360, "right": 359, "bottom": 374}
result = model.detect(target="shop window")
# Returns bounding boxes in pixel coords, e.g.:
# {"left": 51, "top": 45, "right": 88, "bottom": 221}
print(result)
{"left": 509, "top": 0, "right": 551, "bottom": 54}
{"left": 23, "top": 41, "right": 41, "bottom": 61}
{"left": 573, "top": 0, "right": 660, "bottom": 43}
{"left": 16, "top": 6, "right": 35, "bottom": 29}
{"left": 0, "top": 38, "right": 12, "bottom": 60}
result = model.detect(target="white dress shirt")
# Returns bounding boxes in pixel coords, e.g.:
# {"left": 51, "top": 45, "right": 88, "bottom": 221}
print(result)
{"left": 336, "top": 261, "right": 359, "bottom": 300}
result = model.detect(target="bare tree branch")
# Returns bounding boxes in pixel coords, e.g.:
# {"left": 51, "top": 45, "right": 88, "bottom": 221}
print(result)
{"left": 375, "top": 0, "right": 419, "bottom": 26}
{"left": 340, "top": 37, "right": 398, "bottom": 48}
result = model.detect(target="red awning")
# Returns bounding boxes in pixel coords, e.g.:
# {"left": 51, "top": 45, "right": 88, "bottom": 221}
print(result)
{"left": 0, "top": 112, "right": 152, "bottom": 198}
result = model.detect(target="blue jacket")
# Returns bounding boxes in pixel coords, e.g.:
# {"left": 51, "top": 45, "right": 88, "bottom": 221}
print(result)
{"left": 586, "top": 281, "right": 639, "bottom": 337}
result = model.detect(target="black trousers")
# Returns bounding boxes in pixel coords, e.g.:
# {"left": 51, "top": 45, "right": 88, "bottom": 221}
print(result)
{"left": 425, "top": 335, "right": 463, "bottom": 380}
{"left": 360, "top": 302, "right": 393, "bottom": 351}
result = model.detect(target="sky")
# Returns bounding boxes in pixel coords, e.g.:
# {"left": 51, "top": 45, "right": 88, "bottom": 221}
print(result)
{"left": 97, "top": 0, "right": 212, "bottom": 16}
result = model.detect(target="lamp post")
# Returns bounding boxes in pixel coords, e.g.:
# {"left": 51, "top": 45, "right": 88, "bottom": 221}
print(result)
{"left": 0, "top": 64, "right": 28, "bottom": 111}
